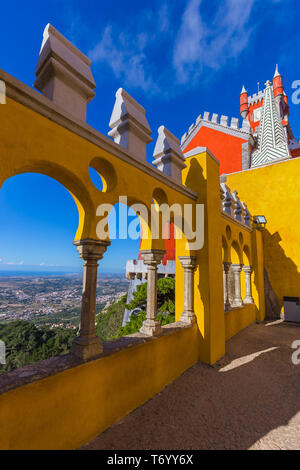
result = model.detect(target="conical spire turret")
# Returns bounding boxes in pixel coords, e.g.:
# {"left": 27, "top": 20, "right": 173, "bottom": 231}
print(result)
{"left": 251, "top": 80, "right": 290, "bottom": 167}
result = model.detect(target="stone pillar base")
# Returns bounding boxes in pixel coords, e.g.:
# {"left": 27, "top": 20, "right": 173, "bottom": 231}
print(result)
{"left": 140, "top": 319, "right": 162, "bottom": 336}
{"left": 179, "top": 311, "right": 196, "bottom": 325}
{"left": 70, "top": 335, "right": 103, "bottom": 360}
{"left": 243, "top": 296, "right": 254, "bottom": 304}
{"left": 231, "top": 300, "right": 243, "bottom": 308}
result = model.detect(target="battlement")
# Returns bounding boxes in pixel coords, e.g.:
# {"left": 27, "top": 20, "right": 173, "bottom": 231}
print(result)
{"left": 248, "top": 90, "right": 264, "bottom": 106}
{"left": 181, "top": 111, "right": 251, "bottom": 147}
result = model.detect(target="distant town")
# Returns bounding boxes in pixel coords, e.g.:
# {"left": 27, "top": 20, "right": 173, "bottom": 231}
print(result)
{"left": 0, "top": 273, "right": 129, "bottom": 328}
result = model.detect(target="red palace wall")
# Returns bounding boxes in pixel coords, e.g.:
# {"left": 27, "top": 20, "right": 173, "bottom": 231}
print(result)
{"left": 184, "top": 126, "right": 247, "bottom": 175}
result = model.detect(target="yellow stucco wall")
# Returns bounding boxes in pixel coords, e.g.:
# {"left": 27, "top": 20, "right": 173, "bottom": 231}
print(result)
{"left": 0, "top": 325, "right": 199, "bottom": 450}
{"left": 226, "top": 158, "right": 300, "bottom": 307}
{"left": 225, "top": 304, "right": 256, "bottom": 341}
{"left": 0, "top": 96, "right": 193, "bottom": 245}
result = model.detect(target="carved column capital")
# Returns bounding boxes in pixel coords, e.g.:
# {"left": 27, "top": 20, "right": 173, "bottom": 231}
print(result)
{"left": 231, "top": 263, "right": 243, "bottom": 273}
{"left": 243, "top": 265, "right": 253, "bottom": 274}
{"left": 223, "top": 261, "right": 231, "bottom": 273}
{"left": 178, "top": 256, "right": 197, "bottom": 271}
{"left": 140, "top": 249, "right": 165, "bottom": 266}
{"left": 74, "top": 239, "right": 110, "bottom": 262}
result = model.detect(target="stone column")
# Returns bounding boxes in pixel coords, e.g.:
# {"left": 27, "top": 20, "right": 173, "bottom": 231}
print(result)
{"left": 178, "top": 256, "right": 197, "bottom": 324}
{"left": 243, "top": 265, "right": 254, "bottom": 304}
{"left": 231, "top": 264, "right": 243, "bottom": 308}
{"left": 140, "top": 249, "right": 165, "bottom": 336}
{"left": 223, "top": 262, "right": 231, "bottom": 311}
{"left": 71, "top": 239, "right": 110, "bottom": 360}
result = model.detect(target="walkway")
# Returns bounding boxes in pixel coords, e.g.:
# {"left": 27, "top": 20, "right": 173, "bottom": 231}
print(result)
{"left": 81, "top": 321, "right": 300, "bottom": 450}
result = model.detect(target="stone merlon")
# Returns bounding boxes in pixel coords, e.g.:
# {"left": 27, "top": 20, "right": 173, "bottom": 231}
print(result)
{"left": 153, "top": 126, "right": 186, "bottom": 184}
{"left": 108, "top": 88, "right": 152, "bottom": 162}
{"left": 34, "top": 23, "right": 96, "bottom": 122}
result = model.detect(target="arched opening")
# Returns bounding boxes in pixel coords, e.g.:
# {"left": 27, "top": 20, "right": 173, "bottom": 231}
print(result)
{"left": 89, "top": 157, "right": 117, "bottom": 193}
{"left": 94, "top": 198, "right": 176, "bottom": 341}
{"left": 0, "top": 172, "right": 84, "bottom": 374}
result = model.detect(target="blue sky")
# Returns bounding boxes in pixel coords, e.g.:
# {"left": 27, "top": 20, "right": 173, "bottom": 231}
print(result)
{"left": 0, "top": 0, "right": 300, "bottom": 273}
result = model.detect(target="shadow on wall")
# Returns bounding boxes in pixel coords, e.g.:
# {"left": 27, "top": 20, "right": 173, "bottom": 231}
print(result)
{"left": 263, "top": 229, "right": 300, "bottom": 320}
{"left": 81, "top": 322, "right": 300, "bottom": 450}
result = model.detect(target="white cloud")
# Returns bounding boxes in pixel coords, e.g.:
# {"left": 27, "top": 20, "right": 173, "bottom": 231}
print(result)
{"left": 90, "top": 25, "right": 159, "bottom": 94}
{"left": 173, "top": 0, "right": 255, "bottom": 84}
{"left": 88, "top": 0, "right": 256, "bottom": 96}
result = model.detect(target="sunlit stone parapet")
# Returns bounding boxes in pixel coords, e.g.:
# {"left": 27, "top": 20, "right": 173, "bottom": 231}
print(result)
{"left": 153, "top": 126, "right": 186, "bottom": 184}
{"left": 108, "top": 88, "right": 152, "bottom": 161}
{"left": 220, "top": 182, "right": 233, "bottom": 217}
{"left": 232, "top": 190, "right": 242, "bottom": 222}
{"left": 34, "top": 24, "right": 96, "bottom": 121}
{"left": 220, "top": 183, "right": 252, "bottom": 228}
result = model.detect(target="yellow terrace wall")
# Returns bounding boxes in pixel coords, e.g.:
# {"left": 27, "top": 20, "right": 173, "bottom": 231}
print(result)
{"left": 225, "top": 304, "right": 256, "bottom": 341}
{"left": 226, "top": 157, "right": 300, "bottom": 308}
{"left": 0, "top": 324, "right": 199, "bottom": 450}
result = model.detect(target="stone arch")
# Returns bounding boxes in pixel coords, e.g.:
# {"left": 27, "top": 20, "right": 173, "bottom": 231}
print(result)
{"left": 243, "top": 244, "right": 251, "bottom": 266}
{"left": 89, "top": 157, "right": 117, "bottom": 193}
{"left": 0, "top": 160, "right": 94, "bottom": 241}
{"left": 222, "top": 236, "right": 229, "bottom": 263}
{"left": 230, "top": 240, "right": 243, "bottom": 265}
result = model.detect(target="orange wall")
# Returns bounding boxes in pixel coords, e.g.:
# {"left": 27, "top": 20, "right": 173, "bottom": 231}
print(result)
{"left": 184, "top": 126, "right": 247, "bottom": 175}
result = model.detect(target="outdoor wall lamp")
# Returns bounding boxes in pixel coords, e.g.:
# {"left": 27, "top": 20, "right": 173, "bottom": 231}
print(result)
{"left": 253, "top": 215, "right": 267, "bottom": 229}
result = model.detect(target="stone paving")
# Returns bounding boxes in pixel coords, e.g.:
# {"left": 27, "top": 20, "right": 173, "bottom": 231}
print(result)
{"left": 81, "top": 320, "right": 300, "bottom": 450}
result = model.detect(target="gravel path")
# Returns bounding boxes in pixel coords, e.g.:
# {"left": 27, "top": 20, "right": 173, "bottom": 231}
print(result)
{"left": 81, "top": 321, "right": 300, "bottom": 450}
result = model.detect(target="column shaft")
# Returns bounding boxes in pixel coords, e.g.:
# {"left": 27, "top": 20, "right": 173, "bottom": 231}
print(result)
{"left": 139, "top": 249, "right": 165, "bottom": 336}
{"left": 223, "top": 262, "right": 231, "bottom": 311}
{"left": 231, "top": 264, "right": 243, "bottom": 308}
{"left": 71, "top": 239, "right": 110, "bottom": 360}
{"left": 179, "top": 256, "right": 197, "bottom": 324}
{"left": 243, "top": 265, "right": 254, "bottom": 304}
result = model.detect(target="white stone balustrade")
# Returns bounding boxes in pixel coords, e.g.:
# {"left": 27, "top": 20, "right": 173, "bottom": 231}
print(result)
{"left": 220, "top": 183, "right": 252, "bottom": 228}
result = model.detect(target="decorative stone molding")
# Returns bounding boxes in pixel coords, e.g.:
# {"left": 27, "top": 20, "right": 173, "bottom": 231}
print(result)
{"left": 243, "top": 265, "right": 254, "bottom": 304}
{"left": 230, "top": 264, "right": 243, "bottom": 308}
{"left": 153, "top": 126, "right": 186, "bottom": 184}
{"left": 34, "top": 24, "right": 96, "bottom": 121}
{"left": 178, "top": 256, "right": 197, "bottom": 324}
{"left": 71, "top": 239, "right": 110, "bottom": 360}
{"left": 108, "top": 88, "right": 152, "bottom": 162}
{"left": 139, "top": 250, "right": 165, "bottom": 336}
